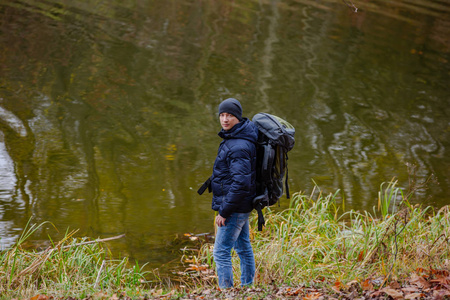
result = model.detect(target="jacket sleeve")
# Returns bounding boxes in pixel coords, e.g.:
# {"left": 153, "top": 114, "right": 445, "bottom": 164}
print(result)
{"left": 219, "top": 143, "right": 253, "bottom": 218}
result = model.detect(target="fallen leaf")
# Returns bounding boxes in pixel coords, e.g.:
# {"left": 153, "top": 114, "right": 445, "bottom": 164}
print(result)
{"left": 431, "top": 269, "right": 450, "bottom": 276}
{"left": 433, "top": 290, "right": 450, "bottom": 298}
{"left": 405, "top": 292, "right": 425, "bottom": 299}
{"left": 402, "top": 287, "right": 420, "bottom": 293}
{"left": 416, "top": 267, "right": 425, "bottom": 274}
{"left": 30, "top": 296, "right": 49, "bottom": 300}
{"left": 381, "top": 288, "right": 404, "bottom": 299}
{"left": 389, "top": 281, "right": 401, "bottom": 289}
{"left": 185, "top": 264, "right": 209, "bottom": 271}
{"left": 303, "top": 292, "right": 323, "bottom": 300}
{"left": 410, "top": 273, "right": 431, "bottom": 289}
{"left": 362, "top": 279, "right": 374, "bottom": 291}
{"left": 287, "top": 287, "right": 303, "bottom": 296}
{"left": 332, "top": 280, "right": 344, "bottom": 293}
{"left": 347, "top": 280, "right": 360, "bottom": 293}
{"left": 370, "top": 290, "right": 383, "bottom": 297}
{"left": 430, "top": 275, "right": 450, "bottom": 285}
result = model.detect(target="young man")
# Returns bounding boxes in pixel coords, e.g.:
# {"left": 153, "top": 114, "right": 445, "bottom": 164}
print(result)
{"left": 210, "top": 98, "right": 258, "bottom": 289}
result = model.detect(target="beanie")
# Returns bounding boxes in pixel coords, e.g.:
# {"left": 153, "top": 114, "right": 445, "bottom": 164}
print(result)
{"left": 218, "top": 98, "right": 243, "bottom": 121}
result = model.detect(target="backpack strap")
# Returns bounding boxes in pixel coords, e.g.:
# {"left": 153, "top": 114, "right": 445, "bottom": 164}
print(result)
{"left": 253, "top": 193, "right": 268, "bottom": 231}
{"left": 263, "top": 143, "right": 276, "bottom": 196}
{"left": 255, "top": 205, "right": 265, "bottom": 231}
{"left": 197, "top": 176, "right": 212, "bottom": 195}
{"left": 285, "top": 154, "right": 290, "bottom": 199}
{"left": 279, "top": 145, "right": 285, "bottom": 173}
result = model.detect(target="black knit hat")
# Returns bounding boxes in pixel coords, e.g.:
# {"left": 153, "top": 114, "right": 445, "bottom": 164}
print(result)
{"left": 218, "top": 98, "right": 243, "bottom": 121}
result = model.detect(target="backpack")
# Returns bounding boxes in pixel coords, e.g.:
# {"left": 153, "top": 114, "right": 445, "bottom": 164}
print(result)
{"left": 252, "top": 113, "right": 295, "bottom": 231}
{"left": 197, "top": 113, "right": 295, "bottom": 231}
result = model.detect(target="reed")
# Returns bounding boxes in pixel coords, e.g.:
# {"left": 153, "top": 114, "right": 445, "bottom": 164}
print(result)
{"left": 0, "top": 223, "right": 151, "bottom": 299}
{"left": 193, "top": 180, "right": 450, "bottom": 289}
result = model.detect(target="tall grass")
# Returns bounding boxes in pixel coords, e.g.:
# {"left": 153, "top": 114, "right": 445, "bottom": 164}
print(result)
{"left": 195, "top": 181, "right": 450, "bottom": 288}
{"left": 0, "top": 223, "right": 151, "bottom": 299}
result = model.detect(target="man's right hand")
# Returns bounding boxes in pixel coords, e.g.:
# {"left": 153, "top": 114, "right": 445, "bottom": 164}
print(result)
{"left": 215, "top": 215, "right": 227, "bottom": 227}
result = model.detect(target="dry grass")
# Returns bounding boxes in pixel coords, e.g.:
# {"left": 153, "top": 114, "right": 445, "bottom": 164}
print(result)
{"left": 0, "top": 223, "right": 151, "bottom": 299}
{"left": 192, "top": 180, "right": 450, "bottom": 289}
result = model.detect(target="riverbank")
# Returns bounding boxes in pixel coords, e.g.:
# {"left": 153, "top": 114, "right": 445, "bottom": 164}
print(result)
{"left": 1, "top": 180, "right": 449, "bottom": 299}
{"left": 182, "top": 180, "right": 450, "bottom": 299}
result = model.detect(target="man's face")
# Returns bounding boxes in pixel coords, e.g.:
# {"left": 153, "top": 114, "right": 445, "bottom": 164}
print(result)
{"left": 220, "top": 113, "right": 240, "bottom": 131}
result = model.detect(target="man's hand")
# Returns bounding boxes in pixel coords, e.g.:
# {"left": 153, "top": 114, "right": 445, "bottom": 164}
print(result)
{"left": 215, "top": 214, "right": 227, "bottom": 227}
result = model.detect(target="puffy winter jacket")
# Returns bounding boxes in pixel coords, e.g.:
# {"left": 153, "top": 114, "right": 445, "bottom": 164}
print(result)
{"left": 211, "top": 118, "right": 259, "bottom": 218}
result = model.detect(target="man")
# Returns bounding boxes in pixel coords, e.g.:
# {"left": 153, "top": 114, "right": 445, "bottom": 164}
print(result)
{"left": 210, "top": 98, "right": 258, "bottom": 289}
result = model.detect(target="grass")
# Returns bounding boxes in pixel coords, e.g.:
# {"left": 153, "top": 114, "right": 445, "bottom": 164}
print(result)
{"left": 192, "top": 179, "right": 450, "bottom": 291}
{"left": 1, "top": 179, "right": 449, "bottom": 299}
{"left": 0, "top": 222, "right": 160, "bottom": 299}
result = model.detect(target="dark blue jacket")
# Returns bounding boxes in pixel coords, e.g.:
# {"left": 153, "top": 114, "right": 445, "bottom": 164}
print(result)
{"left": 211, "top": 118, "right": 258, "bottom": 218}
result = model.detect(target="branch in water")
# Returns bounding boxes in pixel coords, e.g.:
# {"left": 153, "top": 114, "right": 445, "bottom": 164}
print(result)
{"left": 38, "top": 234, "right": 126, "bottom": 254}
{"left": 343, "top": 0, "right": 358, "bottom": 12}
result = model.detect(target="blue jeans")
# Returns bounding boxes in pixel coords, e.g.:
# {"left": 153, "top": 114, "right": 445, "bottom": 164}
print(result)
{"left": 213, "top": 212, "right": 255, "bottom": 289}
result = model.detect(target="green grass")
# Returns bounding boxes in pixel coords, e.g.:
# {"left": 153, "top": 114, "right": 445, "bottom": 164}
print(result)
{"left": 192, "top": 180, "right": 450, "bottom": 289}
{"left": 0, "top": 222, "right": 158, "bottom": 299}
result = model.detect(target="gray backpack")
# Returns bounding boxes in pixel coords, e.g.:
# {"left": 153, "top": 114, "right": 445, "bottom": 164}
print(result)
{"left": 252, "top": 113, "right": 295, "bottom": 231}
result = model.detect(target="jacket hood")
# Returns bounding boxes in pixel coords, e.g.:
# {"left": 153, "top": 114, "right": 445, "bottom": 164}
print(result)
{"left": 218, "top": 118, "right": 258, "bottom": 144}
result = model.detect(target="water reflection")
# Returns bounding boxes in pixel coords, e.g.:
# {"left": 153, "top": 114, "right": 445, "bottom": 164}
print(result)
{"left": 0, "top": 0, "right": 448, "bottom": 271}
{"left": 0, "top": 131, "right": 21, "bottom": 249}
